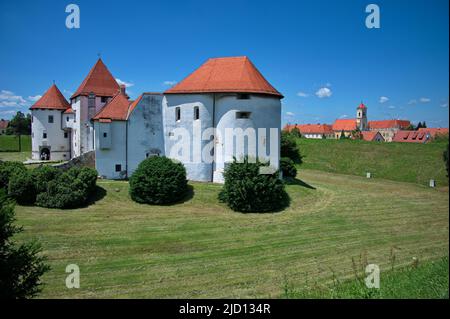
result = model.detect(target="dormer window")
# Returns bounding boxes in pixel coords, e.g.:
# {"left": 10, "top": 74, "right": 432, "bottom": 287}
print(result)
{"left": 101, "top": 96, "right": 108, "bottom": 103}
{"left": 236, "top": 111, "right": 251, "bottom": 119}
{"left": 48, "top": 115, "right": 54, "bottom": 123}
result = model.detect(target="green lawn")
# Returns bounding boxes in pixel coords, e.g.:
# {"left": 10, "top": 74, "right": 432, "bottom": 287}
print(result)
{"left": 297, "top": 138, "right": 449, "bottom": 186}
{"left": 14, "top": 169, "right": 449, "bottom": 298}
{"left": 284, "top": 256, "right": 449, "bottom": 299}
{"left": 0, "top": 135, "right": 31, "bottom": 152}
{"left": 0, "top": 151, "right": 31, "bottom": 162}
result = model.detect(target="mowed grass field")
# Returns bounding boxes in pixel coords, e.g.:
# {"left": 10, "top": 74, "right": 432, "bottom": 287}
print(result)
{"left": 297, "top": 138, "right": 449, "bottom": 186}
{"left": 15, "top": 169, "right": 449, "bottom": 298}
{"left": 0, "top": 134, "right": 31, "bottom": 152}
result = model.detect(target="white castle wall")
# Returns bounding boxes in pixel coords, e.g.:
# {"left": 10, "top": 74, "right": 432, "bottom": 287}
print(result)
{"left": 31, "top": 109, "right": 70, "bottom": 161}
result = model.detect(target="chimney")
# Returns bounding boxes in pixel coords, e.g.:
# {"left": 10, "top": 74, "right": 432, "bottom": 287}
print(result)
{"left": 120, "top": 84, "right": 126, "bottom": 96}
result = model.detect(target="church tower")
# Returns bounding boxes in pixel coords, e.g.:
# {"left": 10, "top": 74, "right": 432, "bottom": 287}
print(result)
{"left": 356, "top": 102, "right": 368, "bottom": 131}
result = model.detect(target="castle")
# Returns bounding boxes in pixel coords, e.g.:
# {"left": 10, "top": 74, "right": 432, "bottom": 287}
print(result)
{"left": 30, "top": 57, "right": 282, "bottom": 182}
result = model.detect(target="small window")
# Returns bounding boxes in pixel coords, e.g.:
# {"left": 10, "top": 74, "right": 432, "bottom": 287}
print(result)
{"left": 64, "top": 132, "right": 68, "bottom": 138}
{"left": 43, "top": 132, "right": 47, "bottom": 139}
{"left": 175, "top": 107, "right": 181, "bottom": 121}
{"left": 66, "top": 116, "right": 69, "bottom": 122}
{"left": 103, "top": 132, "right": 107, "bottom": 138}
{"left": 237, "top": 93, "right": 250, "bottom": 100}
{"left": 194, "top": 106, "right": 199, "bottom": 120}
{"left": 115, "top": 164, "right": 122, "bottom": 172}
{"left": 236, "top": 111, "right": 251, "bottom": 119}
{"left": 48, "top": 115, "right": 54, "bottom": 123}
{"left": 101, "top": 96, "right": 108, "bottom": 103}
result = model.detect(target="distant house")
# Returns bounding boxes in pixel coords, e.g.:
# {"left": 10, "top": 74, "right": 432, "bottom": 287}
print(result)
{"left": 368, "top": 120, "right": 410, "bottom": 142}
{"left": 0, "top": 119, "right": 9, "bottom": 135}
{"left": 393, "top": 128, "right": 449, "bottom": 143}
{"left": 284, "top": 124, "right": 334, "bottom": 139}
{"left": 332, "top": 119, "right": 357, "bottom": 138}
{"left": 360, "top": 131, "right": 384, "bottom": 142}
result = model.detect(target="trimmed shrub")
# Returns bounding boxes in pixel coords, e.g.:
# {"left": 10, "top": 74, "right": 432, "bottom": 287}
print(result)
{"left": 280, "top": 157, "right": 297, "bottom": 178}
{"left": 35, "top": 167, "right": 98, "bottom": 209}
{"left": 129, "top": 156, "right": 187, "bottom": 205}
{"left": 7, "top": 169, "right": 36, "bottom": 205}
{"left": 0, "top": 161, "right": 27, "bottom": 189}
{"left": 281, "top": 131, "right": 302, "bottom": 164}
{"left": 219, "top": 158, "right": 288, "bottom": 212}
{"left": 31, "top": 166, "right": 61, "bottom": 194}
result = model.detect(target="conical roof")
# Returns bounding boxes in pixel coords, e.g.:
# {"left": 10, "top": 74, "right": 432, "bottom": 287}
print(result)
{"left": 71, "top": 58, "right": 120, "bottom": 98}
{"left": 30, "top": 84, "right": 70, "bottom": 110}
{"left": 164, "top": 56, "right": 283, "bottom": 97}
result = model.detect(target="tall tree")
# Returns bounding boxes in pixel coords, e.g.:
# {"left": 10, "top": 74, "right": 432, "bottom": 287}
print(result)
{"left": 0, "top": 190, "right": 50, "bottom": 299}
{"left": 5, "top": 112, "right": 31, "bottom": 135}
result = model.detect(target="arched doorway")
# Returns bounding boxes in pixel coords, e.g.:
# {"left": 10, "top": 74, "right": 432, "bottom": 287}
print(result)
{"left": 40, "top": 148, "right": 50, "bottom": 161}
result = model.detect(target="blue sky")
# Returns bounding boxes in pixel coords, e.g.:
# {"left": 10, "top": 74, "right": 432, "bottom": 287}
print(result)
{"left": 0, "top": 0, "right": 448, "bottom": 127}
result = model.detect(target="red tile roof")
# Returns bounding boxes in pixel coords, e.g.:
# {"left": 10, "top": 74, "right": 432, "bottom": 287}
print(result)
{"left": 392, "top": 130, "right": 431, "bottom": 143}
{"left": 361, "top": 131, "right": 383, "bottom": 141}
{"left": 30, "top": 84, "right": 70, "bottom": 110}
{"left": 0, "top": 119, "right": 9, "bottom": 129}
{"left": 357, "top": 103, "right": 367, "bottom": 109}
{"left": 285, "top": 124, "right": 333, "bottom": 134}
{"left": 164, "top": 56, "right": 283, "bottom": 98}
{"left": 92, "top": 93, "right": 131, "bottom": 121}
{"left": 332, "top": 119, "right": 357, "bottom": 131}
{"left": 126, "top": 94, "right": 143, "bottom": 118}
{"left": 71, "top": 59, "right": 120, "bottom": 99}
{"left": 368, "top": 120, "right": 410, "bottom": 130}
{"left": 417, "top": 127, "right": 449, "bottom": 137}
{"left": 63, "top": 107, "right": 74, "bottom": 114}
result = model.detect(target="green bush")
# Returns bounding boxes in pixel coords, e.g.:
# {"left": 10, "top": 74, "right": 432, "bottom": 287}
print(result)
{"left": 280, "top": 157, "right": 297, "bottom": 178}
{"left": 129, "top": 156, "right": 187, "bottom": 205}
{"left": 0, "top": 161, "right": 27, "bottom": 189}
{"left": 7, "top": 169, "right": 36, "bottom": 205}
{"left": 219, "top": 158, "right": 288, "bottom": 212}
{"left": 35, "top": 167, "right": 98, "bottom": 209}
{"left": 31, "top": 166, "right": 61, "bottom": 194}
{"left": 281, "top": 131, "right": 302, "bottom": 164}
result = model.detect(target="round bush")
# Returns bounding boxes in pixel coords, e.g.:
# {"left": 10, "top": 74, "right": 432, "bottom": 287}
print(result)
{"left": 280, "top": 157, "right": 297, "bottom": 178}
{"left": 7, "top": 169, "right": 36, "bottom": 205}
{"left": 281, "top": 131, "right": 302, "bottom": 164}
{"left": 31, "top": 165, "right": 62, "bottom": 193}
{"left": 0, "top": 161, "right": 27, "bottom": 189}
{"left": 129, "top": 156, "right": 187, "bottom": 205}
{"left": 218, "top": 158, "right": 288, "bottom": 212}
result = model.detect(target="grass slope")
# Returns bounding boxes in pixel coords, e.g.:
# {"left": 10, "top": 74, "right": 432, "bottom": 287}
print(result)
{"left": 284, "top": 256, "right": 449, "bottom": 299}
{"left": 297, "top": 138, "right": 449, "bottom": 186}
{"left": 14, "top": 170, "right": 448, "bottom": 298}
{"left": 0, "top": 135, "right": 31, "bottom": 152}
{"left": 0, "top": 151, "right": 31, "bottom": 162}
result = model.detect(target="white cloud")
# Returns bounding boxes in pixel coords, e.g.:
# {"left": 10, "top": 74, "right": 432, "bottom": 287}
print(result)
{"left": 116, "top": 78, "right": 134, "bottom": 88}
{"left": 163, "top": 80, "right": 177, "bottom": 86}
{"left": 408, "top": 99, "right": 417, "bottom": 105}
{"left": 297, "top": 91, "right": 309, "bottom": 97}
{"left": 286, "top": 112, "right": 295, "bottom": 116}
{"left": 28, "top": 95, "right": 42, "bottom": 102}
{"left": 0, "top": 90, "right": 28, "bottom": 107}
{"left": 419, "top": 97, "right": 431, "bottom": 103}
{"left": 0, "top": 110, "right": 17, "bottom": 115}
{"left": 388, "top": 105, "right": 396, "bottom": 109}
{"left": 339, "top": 114, "right": 348, "bottom": 119}
{"left": 441, "top": 103, "right": 448, "bottom": 108}
{"left": 315, "top": 87, "right": 332, "bottom": 98}
{"left": 379, "top": 96, "right": 389, "bottom": 103}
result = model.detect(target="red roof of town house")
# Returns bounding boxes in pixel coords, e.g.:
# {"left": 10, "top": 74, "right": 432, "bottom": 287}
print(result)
{"left": 392, "top": 130, "right": 431, "bottom": 143}
{"left": 71, "top": 58, "right": 120, "bottom": 99}
{"left": 92, "top": 93, "right": 131, "bottom": 121}
{"left": 357, "top": 103, "right": 367, "bottom": 109}
{"left": 417, "top": 127, "right": 449, "bottom": 137}
{"left": 30, "top": 84, "right": 70, "bottom": 110}
{"left": 368, "top": 119, "right": 410, "bottom": 130}
{"left": 360, "top": 131, "right": 383, "bottom": 142}
{"left": 332, "top": 119, "right": 357, "bottom": 131}
{"left": 286, "top": 124, "right": 333, "bottom": 134}
{"left": 0, "top": 119, "right": 9, "bottom": 129}
{"left": 164, "top": 56, "right": 283, "bottom": 98}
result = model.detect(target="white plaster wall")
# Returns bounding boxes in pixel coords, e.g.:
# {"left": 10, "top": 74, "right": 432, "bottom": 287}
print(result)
{"left": 94, "top": 121, "right": 127, "bottom": 179}
{"left": 31, "top": 109, "right": 70, "bottom": 160}
{"left": 127, "top": 94, "right": 165, "bottom": 177}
